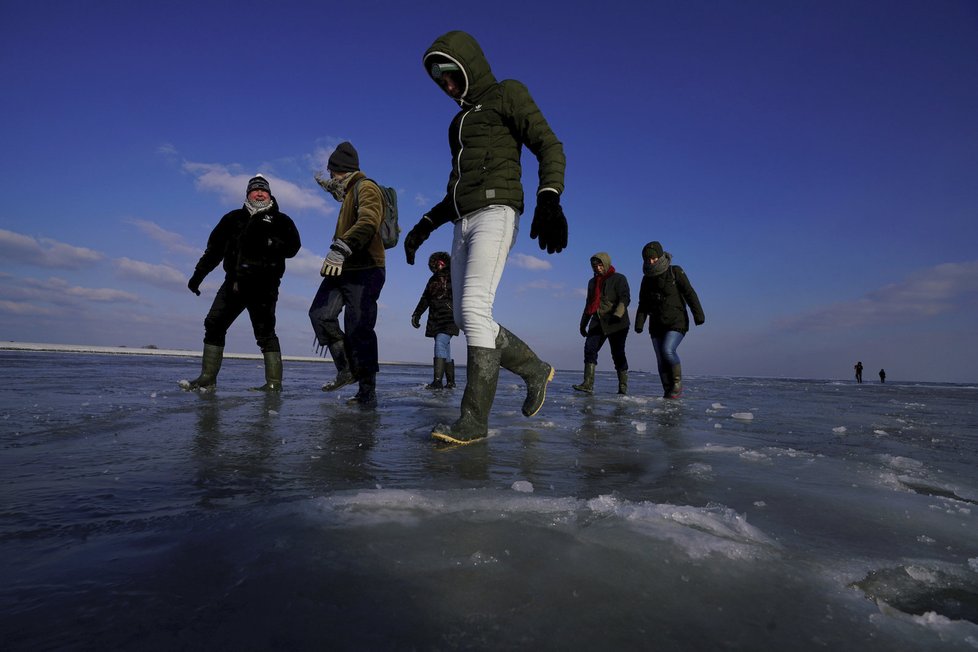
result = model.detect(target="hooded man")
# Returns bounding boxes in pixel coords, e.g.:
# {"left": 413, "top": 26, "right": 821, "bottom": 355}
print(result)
{"left": 402, "top": 30, "right": 568, "bottom": 445}
{"left": 183, "top": 174, "right": 301, "bottom": 391}
{"left": 572, "top": 252, "right": 631, "bottom": 395}
{"left": 309, "top": 141, "right": 386, "bottom": 407}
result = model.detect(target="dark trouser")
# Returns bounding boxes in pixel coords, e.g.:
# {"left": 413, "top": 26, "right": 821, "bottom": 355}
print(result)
{"left": 309, "top": 267, "right": 385, "bottom": 377}
{"left": 203, "top": 279, "right": 281, "bottom": 352}
{"left": 583, "top": 324, "right": 629, "bottom": 371}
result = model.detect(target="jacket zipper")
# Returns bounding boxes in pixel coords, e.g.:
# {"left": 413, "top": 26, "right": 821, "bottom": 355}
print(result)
{"left": 451, "top": 107, "right": 472, "bottom": 220}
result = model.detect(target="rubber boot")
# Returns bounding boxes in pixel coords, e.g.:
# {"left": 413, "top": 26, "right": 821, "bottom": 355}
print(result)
{"left": 252, "top": 351, "right": 282, "bottom": 392}
{"left": 617, "top": 368, "right": 628, "bottom": 395}
{"left": 445, "top": 360, "right": 456, "bottom": 389}
{"left": 431, "top": 346, "right": 500, "bottom": 445}
{"left": 426, "top": 357, "right": 446, "bottom": 389}
{"left": 322, "top": 340, "right": 356, "bottom": 392}
{"left": 573, "top": 363, "right": 596, "bottom": 393}
{"left": 666, "top": 364, "right": 683, "bottom": 399}
{"left": 497, "top": 326, "right": 555, "bottom": 417}
{"left": 185, "top": 344, "right": 223, "bottom": 390}
{"left": 659, "top": 367, "right": 671, "bottom": 398}
{"left": 347, "top": 373, "right": 377, "bottom": 407}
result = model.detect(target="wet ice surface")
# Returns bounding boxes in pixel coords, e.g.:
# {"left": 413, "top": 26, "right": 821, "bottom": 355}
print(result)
{"left": 2, "top": 352, "right": 977, "bottom": 650}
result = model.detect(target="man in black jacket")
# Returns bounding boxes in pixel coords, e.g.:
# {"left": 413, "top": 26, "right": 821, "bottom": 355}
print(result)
{"left": 183, "top": 174, "right": 301, "bottom": 392}
{"left": 573, "top": 252, "right": 631, "bottom": 395}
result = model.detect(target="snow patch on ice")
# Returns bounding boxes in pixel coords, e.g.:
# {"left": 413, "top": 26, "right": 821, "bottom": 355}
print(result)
{"left": 731, "top": 412, "right": 753, "bottom": 421}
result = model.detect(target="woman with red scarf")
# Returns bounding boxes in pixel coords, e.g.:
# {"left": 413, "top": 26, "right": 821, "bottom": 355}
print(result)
{"left": 572, "top": 252, "right": 631, "bottom": 394}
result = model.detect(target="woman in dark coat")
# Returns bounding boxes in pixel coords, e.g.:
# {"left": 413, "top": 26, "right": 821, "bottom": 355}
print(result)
{"left": 635, "top": 241, "right": 705, "bottom": 398}
{"left": 412, "top": 252, "right": 460, "bottom": 389}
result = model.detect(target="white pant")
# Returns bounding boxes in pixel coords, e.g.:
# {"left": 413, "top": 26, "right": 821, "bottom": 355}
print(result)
{"left": 451, "top": 205, "right": 519, "bottom": 348}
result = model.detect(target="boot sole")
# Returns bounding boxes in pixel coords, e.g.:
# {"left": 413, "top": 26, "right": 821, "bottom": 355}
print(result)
{"left": 431, "top": 431, "right": 487, "bottom": 445}
{"left": 322, "top": 377, "right": 356, "bottom": 392}
{"left": 523, "top": 366, "right": 556, "bottom": 417}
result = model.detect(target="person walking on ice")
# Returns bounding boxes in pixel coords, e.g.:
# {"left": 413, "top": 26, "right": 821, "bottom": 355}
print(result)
{"left": 403, "top": 30, "right": 568, "bottom": 445}
{"left": 572, "top": 252, "right": 631, "bottom": 395}
{"left": 634, "top": 241, "right": 705, "bottom": 399}
{"left": 182, "top": 175, "right": 301, "bottom": 392}
{"left": 411, "top": 251, "right": 459, "bottom": 389}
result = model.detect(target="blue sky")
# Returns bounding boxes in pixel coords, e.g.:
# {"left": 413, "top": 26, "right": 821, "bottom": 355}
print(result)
{"left": 2, "top": 0, "right": 977, "bottom": 382}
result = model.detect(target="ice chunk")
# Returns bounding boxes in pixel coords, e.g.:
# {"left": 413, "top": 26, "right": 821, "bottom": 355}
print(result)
{"left": 511, "top": 480, "right": 534, "bottom": 493}
{"left": 731, "top": 412, "right": 753, "bottom": 421}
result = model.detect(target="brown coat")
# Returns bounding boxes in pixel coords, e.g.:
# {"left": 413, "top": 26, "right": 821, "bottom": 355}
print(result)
{"left": 333, "top": 171, "right": 386, "bottom": 271}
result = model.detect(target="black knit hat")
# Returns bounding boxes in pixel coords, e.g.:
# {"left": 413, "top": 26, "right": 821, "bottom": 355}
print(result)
{"left": 327, "top": 142, "right": 360, "bottom": 173}
{"left": 643, "top": 241, "right": 664, "bottom": 259}
{"left": 246, "top": 174, "right": 270, "bottom": 194}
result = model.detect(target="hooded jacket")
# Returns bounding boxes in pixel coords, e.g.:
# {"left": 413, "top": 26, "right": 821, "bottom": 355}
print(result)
{"left": 422, "top": 31, "right": 565, "bottom": 224}
{"left": 581, "top": 252, "right": 630, "bottom": 336}
{"left": 194, "top": 197, "right": 301, "bottom": 286}
{"left": 636, "top": 250, "right": 705, "bottom": 336}
{"left": 412, "top": 252, "right": 460, "bottom": 338}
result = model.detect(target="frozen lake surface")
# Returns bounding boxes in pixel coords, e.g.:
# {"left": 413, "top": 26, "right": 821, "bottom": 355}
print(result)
{"left": 1, "top": 351, "right": 977, "bottom": 650}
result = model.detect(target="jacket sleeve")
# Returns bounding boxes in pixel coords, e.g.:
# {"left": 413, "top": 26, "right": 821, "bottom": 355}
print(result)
{"left": 504, "top": 81, "right": 565, "bottom": 195}
{"left": 675, "top": 267, "right": 705, "bottom": 325}
{"left": 339, "top": 180, "right": 383, "bottom": 251}
{"left": 426, "top": 195, "right": 456, "bottom": 229}
{"left": 413, "top": 283, "right": 430, "bottom": 319}
{"left": 270, "top": 214, "right": 301, "bottom": 259}
{"left": 194, "top": 213, "right": 232, "bottom": 276}
{"left": 636, "top": 276, "right": 652, "bottom": 315}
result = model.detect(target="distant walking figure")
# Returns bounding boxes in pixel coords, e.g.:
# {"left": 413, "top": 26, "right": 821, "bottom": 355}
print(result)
{"left": 879, "top": 369, "right": 886, "bottom": 383}
{"left": 854, "top": 361, "right": 863, "bottom": 383}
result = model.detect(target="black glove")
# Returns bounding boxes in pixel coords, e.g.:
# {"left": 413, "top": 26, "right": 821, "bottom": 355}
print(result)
{"left": 694, "top": 316, "right": 705, "bottom": 326}
{"left": 530, "top": 191, "right": 567, "bottom": 254}
{"left": 187, "top": 270, "right": 205, "bottom": 296}
{"left": 579, "top": 313, "right": 589, "bottom": 338}
{"left": 411, "top": 313, "right": 421, "bottom": 329}
{"left": 404, "top": 216, "right": 435, "bottom": 265}
{"left": 634, "top": 312, "right": 647, "bottom": 333}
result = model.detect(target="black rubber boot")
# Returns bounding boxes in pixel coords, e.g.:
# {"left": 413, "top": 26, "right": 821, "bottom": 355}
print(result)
{"left": 659, "top": 367, "right": 671, "bottom": 398}
{"left": 573, "top": 363, "right": 596, "bottom": 393}
{"left": 497, "top": 326, "right": 554, "bottom": 417}
{"left": 666, "top": 364, "right": 683, "bottom": 399}
{"left": 347, "top": 373, "right": 377, "bottom": 407}
{"left": 445, "top": 360, "right": 456, "bottom": 389}
{"left": 617, "top": 368, "right": 628, "bottom": 395}
{"left": 322, "top": 340, "right": 356, "bottom": 392}
{"left": 252, "top": 351, "right": 283, "bottom": 392}
{"left": 185, "top": 344, "right": 223, "bottom": 390}
{"left": 426, "top": 357, "right": 446, "bottom": 389}
{"left": 431, "top": 346, "right": 500, "bottom": 445}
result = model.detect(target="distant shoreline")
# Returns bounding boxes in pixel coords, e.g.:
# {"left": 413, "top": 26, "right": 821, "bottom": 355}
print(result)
{"left": 0, "top": 341, "right": 422, "bottom": 366}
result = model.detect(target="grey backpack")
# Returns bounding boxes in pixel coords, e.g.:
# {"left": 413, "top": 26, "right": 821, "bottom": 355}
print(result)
{"left": 353, "top": 178, "right": 400, "bottom": 249}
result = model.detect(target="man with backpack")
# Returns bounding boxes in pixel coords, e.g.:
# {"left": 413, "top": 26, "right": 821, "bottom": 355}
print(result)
{"left": 309, "top": 141, "right": 386, "bottom": 407}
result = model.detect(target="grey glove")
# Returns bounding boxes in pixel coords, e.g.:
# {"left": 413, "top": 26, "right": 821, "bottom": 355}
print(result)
{"left": 613, "top": 303, "right": 626, "bottom": 319}
{"left": 579, "top": 313, "right": 589, "bottom": 338}
{"left": 321, "top": 239, "right": 352, "bottom": 277}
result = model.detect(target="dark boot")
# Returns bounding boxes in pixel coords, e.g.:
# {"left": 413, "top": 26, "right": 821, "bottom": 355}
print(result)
{"left": 426, "top": 357, "right": 446, "bottom": 389}
{"left": 617, "top": 368, "right": 628, "bottom": 395}
{"left": 347, "top": 373, "right": 377, "bottom": 407}
{"left": 445, "top": 360, "right": 456, "bottom": 389}
{"left": 573, "top": 363, "right": 596, "bottom": 393}
{"left": 252, "top": 351, "right": 283, "bottom": 392}
{"left": 659, "top": 367, "right": 671, "bottom": 398}
{"left": 666, "top": 364, "right": 683, "bottom": 399}
{"left": 322, "top": 340, "right": 356, "bottom": 392}
{"left": 431, "top": 346, "right": 500, "bottom": 445}
{"left": 497, "top": 326, "right": 555, "bottom": 417}
{"left": 184, "top": 344, "right": 223, "bottom": 390}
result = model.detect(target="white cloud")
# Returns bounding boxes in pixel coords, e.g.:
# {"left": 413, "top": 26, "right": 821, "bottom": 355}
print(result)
{"left": 127, "top": 219, "right": 199, "bottom": 256}
{"left": 182, "top": 161, "right": 331, "bottom": 214}
{"left": 0, "top": 275, "right": 139, "bottom": 305}
{"left": 0, "top": 228, "right": 104, "bottom": 269}
{"left": 289, "top": 247, "right": 327, "bottom": 278}
{"left": 0, "top": 299, "right": 58, "bottom": 316}
{"left": 115, "top": 257, "right": 187, "bottom": 290}
{"left": 510, "top": 253, "right": 552, "bottom": 271}
{"left": 774, "top": 260, "right": 978, "bottom": 332}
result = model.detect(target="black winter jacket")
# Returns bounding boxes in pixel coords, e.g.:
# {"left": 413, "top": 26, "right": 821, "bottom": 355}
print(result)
{"left": 193, "top": 198, "right": 301, "bottom": 286}
{"left": 636, "top": 265, "right": 705, "bottom": 335}
{"left": 413, "top": 270, "right": 459, "bottom": 338}
{"left": 581, "top": 253, "right": 630, "bottom": 336}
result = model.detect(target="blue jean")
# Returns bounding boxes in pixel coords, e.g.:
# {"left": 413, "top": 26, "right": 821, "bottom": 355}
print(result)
{"left": 309, "top": 267, "right": 386, "bottom": 376}
{"left": 451, "top": 205, "right": 518, "bottom": 348}
{"left": 433, "top": 332, "right": 453, "bottom": 360}
{"left": 651, "top": 330, "right": 685, "bottom": 374}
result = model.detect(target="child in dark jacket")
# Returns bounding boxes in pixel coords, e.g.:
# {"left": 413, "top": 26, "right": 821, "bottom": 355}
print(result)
{"left": 411, "top": 252, "right": 460, "bottom": 389}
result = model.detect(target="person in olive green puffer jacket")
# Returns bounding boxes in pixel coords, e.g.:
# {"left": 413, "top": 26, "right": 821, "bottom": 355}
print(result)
{"left": 403, "top": 30, "right": 568, "bottom": 446}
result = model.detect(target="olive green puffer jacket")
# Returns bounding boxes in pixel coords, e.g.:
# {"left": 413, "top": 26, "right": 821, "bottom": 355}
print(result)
{"left": 423, "top": 30, "right": 565, "bottom": 224}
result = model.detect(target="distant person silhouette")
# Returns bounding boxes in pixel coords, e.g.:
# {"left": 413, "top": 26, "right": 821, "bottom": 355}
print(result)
{"left": 854, "top": 361, "right": 863, "bottom": 383}
{"left": 879, "top": 369, "right": 886, "bottom": 383}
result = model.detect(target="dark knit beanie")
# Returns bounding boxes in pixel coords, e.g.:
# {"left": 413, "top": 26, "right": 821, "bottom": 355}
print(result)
{"left": 643, "top": 241, "right": 664, "bottom": 259}
{"left": 327, "top": 142, "right": 360, "bottom": 173}
{"left": 246, "top": 174, "right": 270, "bottom": 194}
